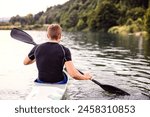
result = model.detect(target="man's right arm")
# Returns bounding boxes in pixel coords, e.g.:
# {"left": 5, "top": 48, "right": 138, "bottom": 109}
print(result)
{"left": 65, "top": 61, "right": 92, "bottom": 80}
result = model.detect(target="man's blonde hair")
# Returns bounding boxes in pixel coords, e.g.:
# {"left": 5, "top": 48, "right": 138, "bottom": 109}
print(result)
{"left": 47, "top": 24, "right": 62, "bottom": 40}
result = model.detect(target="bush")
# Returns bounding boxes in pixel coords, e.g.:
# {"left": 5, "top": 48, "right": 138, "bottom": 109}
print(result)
{"left": 76, "top": 19, "right": 87, "bottom": 30}
{"left": 135, "top": 18, "right": 144, "bottom": 31}
{"left": 144, "top": 8, "right": 150, "bottom": 33}
{"left": 95, "top": 1, "right": 120, "bottom": 32}
{"left": 126, "top": 18, "right": 134, "bottom": 26}
{"left": 32, "top": 24, "right": 43, "bottom": 29}
{"left": 108, "top": 26, "right": 119, "bottom": 34}
{"left": 128, "top": 24, "right": 138, "bottom": 33}
{"left": 126, "top": 7, "right": 145, "bottom": 20}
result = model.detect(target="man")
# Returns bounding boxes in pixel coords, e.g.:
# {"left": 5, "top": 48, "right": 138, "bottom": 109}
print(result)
{"left": 24, "top": 24, "right": 92, "bottom": 83}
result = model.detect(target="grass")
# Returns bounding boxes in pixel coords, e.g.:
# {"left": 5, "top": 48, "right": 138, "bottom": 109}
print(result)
{"left": 0, "top": 25, "right": 21, "bottom": 30}
{"left": 0, "top": 24, "right": 46, "bottom": 30}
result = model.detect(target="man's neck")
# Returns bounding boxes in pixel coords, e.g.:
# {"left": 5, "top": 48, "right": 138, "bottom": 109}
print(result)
{"left": 49, "top": 39, "right": 60, "bottom": 43}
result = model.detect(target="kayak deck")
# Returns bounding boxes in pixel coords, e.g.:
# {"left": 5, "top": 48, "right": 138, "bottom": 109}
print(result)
{"left": 26, "top": 83, "right": 68, "bottom": 100}
{"left": 26, "top": 73, "right": 69, "bottom": 100}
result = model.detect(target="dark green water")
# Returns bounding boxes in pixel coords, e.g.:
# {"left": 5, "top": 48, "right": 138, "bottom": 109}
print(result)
{"left": 62, "top": 32, "right": 150, "bottom": 100}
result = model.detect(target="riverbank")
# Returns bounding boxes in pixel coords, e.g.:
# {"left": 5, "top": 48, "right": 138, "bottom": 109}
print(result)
{"left": 0, "top": 24, "right": 47, "bottom": 30}
{"left": 0, "top": 24, "right": 148, "bottom": 39}
{"left": 108, "top": 25, "right": 149, "bottom": 40}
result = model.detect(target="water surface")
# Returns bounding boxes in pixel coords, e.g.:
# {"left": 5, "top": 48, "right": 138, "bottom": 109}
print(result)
{"left": 0, "top": 30, "right": 149, "bottom": 100}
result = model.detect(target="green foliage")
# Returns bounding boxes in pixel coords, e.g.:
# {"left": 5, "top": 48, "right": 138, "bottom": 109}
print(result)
{"left": 32, "top": 24, "right": 43, "bottom": 29}
{"left": 0, "top": 22, "right": 11, "bottom": 26}
{"left": 8, "top": 0, "right": 150, "bottom": 33}
{"left": 144, "top": 8, "right": 150, "bottom": 33}
{"left": 87, "top": 10, "right": 98, "bottom": 31}
{"left": 126, "top": 7, "right": 145, "bottom": 20}
{"left": 95, "top": 1, "right": 120, "bottom": 32}
{"left": 67, "top": 10, "right": 79, "bottom": 28}
{"left": 24, "top": 14, "right": 34, "bottom": 25}
{"left": 34, "top": 12, "right": 44, "bottom": 23}
{"left": 135, "top": 18, "right": 144, "bottom": 31}
{"left": 9, "top": 15, "right": 22, "bottom": 25}
{"left": 38, "top": 15, "right": 47, "bottom": 24}
{"left": 128, "top": 24, "right": 139, "bottom": 33}
{"left": 126, "top": 18, "right": 134, "bottom": 26}
{"left": 122, "top": 0, "right": 149, "bottom": 8}
{"left": 77, "top": 19, "right": 87, "bottom": 30}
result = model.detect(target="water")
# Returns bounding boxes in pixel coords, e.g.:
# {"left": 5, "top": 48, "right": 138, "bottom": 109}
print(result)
{"left": 0, "top": 30, "right": 150, "bottom": 100}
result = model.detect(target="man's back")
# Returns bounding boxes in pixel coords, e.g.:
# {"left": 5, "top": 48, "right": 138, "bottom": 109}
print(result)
{"left": 35, "top": 42, "right": 65, "bottom": 83}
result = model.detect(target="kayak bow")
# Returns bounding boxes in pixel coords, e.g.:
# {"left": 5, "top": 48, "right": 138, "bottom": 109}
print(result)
{"left": 26, "top": 71, "right": 69, "bottom": 100}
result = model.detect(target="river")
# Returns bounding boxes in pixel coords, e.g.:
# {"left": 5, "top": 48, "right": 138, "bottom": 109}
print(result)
{"left": 0, "top": 30, "right": 150, "bottom": 100}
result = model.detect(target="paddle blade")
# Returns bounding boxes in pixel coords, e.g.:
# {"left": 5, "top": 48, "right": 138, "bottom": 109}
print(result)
{"left": 10, "top": 28, "right": 36, "bottom": 45}
{"left": 91, "top": 79, "right": 130, "bottom": 96}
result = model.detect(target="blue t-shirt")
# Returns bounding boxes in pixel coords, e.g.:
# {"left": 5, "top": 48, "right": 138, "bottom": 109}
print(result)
{"left": 28, "top": 42, "right": 71, "bottom": 83}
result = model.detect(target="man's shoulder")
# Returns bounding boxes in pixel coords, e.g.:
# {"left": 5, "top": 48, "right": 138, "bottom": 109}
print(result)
{"left": 60, "top": 44, "right": 70, "bottom": 51}
{"left": 60, "top": 44, "right": 68, "bottom": 49}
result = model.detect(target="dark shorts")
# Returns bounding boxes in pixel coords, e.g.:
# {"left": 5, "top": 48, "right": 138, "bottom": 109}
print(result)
{"left": 34, "top": 72, "right": 68, "bottom": 84}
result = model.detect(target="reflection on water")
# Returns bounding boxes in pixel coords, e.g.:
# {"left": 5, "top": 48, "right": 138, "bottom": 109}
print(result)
{"left": 0, "top": 30, "right": 150, "bottom": 100}
{"left": 63, "top": 32, "right": 150, "bottom": 100}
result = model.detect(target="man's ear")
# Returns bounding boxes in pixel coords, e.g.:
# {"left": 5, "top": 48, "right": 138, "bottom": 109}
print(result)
{"left": 58, "top": 33, "right": 61, "bottom": 39}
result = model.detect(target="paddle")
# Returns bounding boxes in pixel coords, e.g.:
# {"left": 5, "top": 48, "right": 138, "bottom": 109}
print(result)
{"left": 10, "top": 28, "right": 130, "bottom": 96}
{"left": 10, "top": 28, "right": 37, "bottom": 45}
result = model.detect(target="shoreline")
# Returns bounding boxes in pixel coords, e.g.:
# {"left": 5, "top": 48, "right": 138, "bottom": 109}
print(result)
{"left": 0, "top": 24, "right": 47, "bottom": 30}
{"left": 0, "top": 25, "right": 148, "bottom": 39}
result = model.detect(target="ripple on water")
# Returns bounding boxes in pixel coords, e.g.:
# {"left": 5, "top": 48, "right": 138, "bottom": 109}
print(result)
{"left": 0, "top": 89, "right": 28, "bottom": 100}
{"left": 1, "top": 31, "right": 150, "bottom": 100}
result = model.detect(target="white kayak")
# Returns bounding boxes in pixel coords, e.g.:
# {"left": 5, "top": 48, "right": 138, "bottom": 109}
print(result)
{"left": 26, "top": 72, "right": 69, "bottom": 100}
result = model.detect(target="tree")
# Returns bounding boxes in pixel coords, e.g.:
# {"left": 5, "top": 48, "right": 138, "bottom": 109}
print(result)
{"left": 144, "top": 8, "right": 150, "bottom": 34}
{"left": 123, "top": 0, "right": 149, "bottom": 8}
{"left": 68, "top": 10, "right": 79, "bottom": 27}
{"left": 9, "top": 15, "right": 21, "bottom": 25}
{"left": 9, "top": 16, "right": 16, "bottom": 24}
{"left": 95, "top": 1, "right": 120, "bottom": 32}
{"left": 77, "top": 18, "right": 87, "bottom": 30}
{"left": 63, "top": 10, "right": 79, "bottom": 28}
{"left": 126, "top": 7, "right": 145, "bottom": 21}
{"left": 34, "top": 11, "right": 44, "bottom": 23}
{"left": 24, "top": 14, "right": 34, "bottom": 25}
{"left": 38, "top": 15, "right": 47, "bottom": 24}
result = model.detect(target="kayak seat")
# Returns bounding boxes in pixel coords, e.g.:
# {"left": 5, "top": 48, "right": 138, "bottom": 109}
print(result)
{"left": 34, "top": 72, "right": 68, "bottom": 84}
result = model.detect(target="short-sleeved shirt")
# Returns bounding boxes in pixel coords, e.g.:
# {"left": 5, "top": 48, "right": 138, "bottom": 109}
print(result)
{"left": 28, "top": 42, "right": 71, "bottom": 83}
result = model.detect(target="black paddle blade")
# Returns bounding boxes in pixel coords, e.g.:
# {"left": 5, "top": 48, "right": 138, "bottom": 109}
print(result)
{"left": 91, "top": 79, "right": 130, "bottom": 96}
{"left": 10, "top": 28, "right": 37, "bottom": 45}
